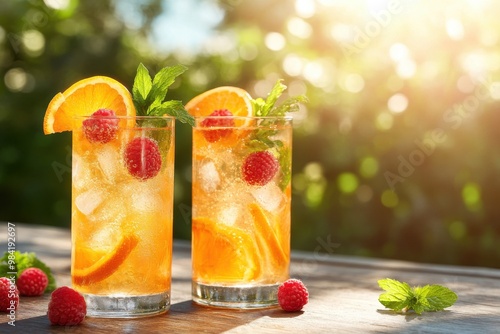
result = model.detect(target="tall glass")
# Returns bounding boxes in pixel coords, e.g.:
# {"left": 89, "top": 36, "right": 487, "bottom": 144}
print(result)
{"left": 71, "top": 115, "right": 175, "bottom": 318}
{"left": 191, "top": 116, "right": 292, "bottom": 308}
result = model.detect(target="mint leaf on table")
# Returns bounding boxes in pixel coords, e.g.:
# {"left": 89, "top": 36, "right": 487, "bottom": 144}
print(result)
{"left": 0, "top": 251, "right": 57, "bottom": 292}
{"left": 378, "top": 278, "right": 458, "bottom": 314}
{"left": 132, "top": 63, "right": 194, "bottom": 126}
{"left": 248, "top": 79, "right": 307, "bottom": 191}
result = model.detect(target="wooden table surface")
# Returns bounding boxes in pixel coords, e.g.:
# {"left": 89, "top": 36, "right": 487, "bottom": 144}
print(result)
{"left": 1, "top": 223, "right": 500, "bottom": 333}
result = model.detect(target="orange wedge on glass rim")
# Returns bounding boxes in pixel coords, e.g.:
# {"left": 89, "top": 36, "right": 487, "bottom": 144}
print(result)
{"left": 72, "top": 233, "right": 139, "bottom": 285}
{"left": 43, "top": 76, "right": 136, "bottom": 134}
{"left": 186, "top": 86, "right": 254, "bottom": 156}
{"left": 192, "top": 217, "right": 261, "bottom": 283}
{"left": 185, "top": 86, "right": 253, "bottom": 120}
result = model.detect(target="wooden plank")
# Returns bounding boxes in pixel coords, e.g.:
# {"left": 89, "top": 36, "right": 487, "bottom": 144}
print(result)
{"left": 1, "top": 223, "right": 500, "bottom": 333}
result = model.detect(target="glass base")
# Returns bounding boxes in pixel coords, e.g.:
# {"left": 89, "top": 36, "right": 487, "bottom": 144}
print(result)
{"left": 83, "top": 291, "right": 170, "bottom": 318}
{"left": 192, "top": 281, "right": 279, "bottom": 309}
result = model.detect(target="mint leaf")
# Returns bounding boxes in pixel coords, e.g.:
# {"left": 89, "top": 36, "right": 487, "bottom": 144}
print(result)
{"left": 148, "top": 64, "right": 187, "bottom": 106}
{"left": 131, "top": 63, "right": 194, "bottom": 125}
{"left": 252, "top": 80, "right": 308, "bottom": 117}
{"left": 132, "top": 63, "right": 153, "bottom": 115}
{"left": 254, "top": 80, "right": 287, "bottom": 116}
{"left": 378, "top": 278, "right": 458, "bottom": 314}
{"left": 378, "top": 278, "right": 415, "bottom": 312}
{"left": 414, "top": 284, "right": 458, "bottom": 312}
{"left": 0, "top": 251, "right": 57, "bottom": 292}
{"left": 272, "top": 95, "right": 309, "bottom": 115}
{"left": 149, "top": 100, "right": 194, "bottom": 126}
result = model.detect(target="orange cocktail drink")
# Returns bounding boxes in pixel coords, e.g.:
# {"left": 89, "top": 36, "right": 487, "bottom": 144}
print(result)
{"left": 71, "top": 115, "right": 174, "bottom": 317}
{"left": 43, "top": 66, "right": 191, "bottom": 317}
{"left": 187, "top": 86, "right": 293, "bottom": 308}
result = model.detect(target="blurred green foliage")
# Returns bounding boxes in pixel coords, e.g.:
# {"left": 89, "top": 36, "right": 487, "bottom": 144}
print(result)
{"left": 1, "top": 0, "right": 500, "bottom": 268}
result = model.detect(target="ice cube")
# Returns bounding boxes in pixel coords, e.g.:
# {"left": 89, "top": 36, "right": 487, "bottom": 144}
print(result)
{"left": 75, "top": 188, "right": 104, "bottom": 216}
{"left": 72, "top": 153, "right": 91, "bottom": 190}
{"left": 89, "top": 222, "right": 121, "bottom": 249}
{"left": 251, "top": 182, "right": 285, "bottom": 212}
{"left": 97, "top": 145, "right": 122, "bottom": 184}
{"left": 198, "top": 160, "right": 220, "bottom": 193}
{"left": 218, "top": 205, "right": 240, "bottom": 226}
{"left": 131, "top": 183, "right": 161, "bottom": 214}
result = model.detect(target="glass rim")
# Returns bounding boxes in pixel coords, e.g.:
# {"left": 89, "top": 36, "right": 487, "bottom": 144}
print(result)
{"left": 73, "top": 115, "right": 176, "bottom": 120}
{"left": 193, "top": 115, "right": 293, "bottom": 120}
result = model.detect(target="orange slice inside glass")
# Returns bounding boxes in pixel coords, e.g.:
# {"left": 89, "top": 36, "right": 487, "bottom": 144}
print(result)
{"left": 72, "top": 233, "right": 139, "bottom": 285}
{"left": 43, "top": 76, "right": 136, "bottom": 134}
{"left": 248, "top": 203, "right": 288, "bottom": 273}
{"left": 192, "top": 217, "right": 261, "bottom": 283}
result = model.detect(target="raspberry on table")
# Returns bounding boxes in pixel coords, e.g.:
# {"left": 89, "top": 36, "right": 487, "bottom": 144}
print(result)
{"left": 17, "top": 268, "right": 48, "bottom": 296}
{"left": 242, "top": 150, "right": 279, "bottom": 186}
{"left": 200, "top": 109, "right": 235, "bottom": 142}
{"left": 277, "top": 279, "right": 309, "bottom": 312}
{"left": 124, "top": 137, "right": 162, "bottom": 180}
{"left": 83, "top": 109, "right": 119, "bottom": 143}
{"left": 47, "top": 286, "right": 86, "bottom": 326}
{"left": 0, "top": 277, "right": 19, "bottom": 312}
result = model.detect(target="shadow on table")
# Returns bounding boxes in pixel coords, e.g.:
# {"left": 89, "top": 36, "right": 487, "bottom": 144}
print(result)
{"left": 0, "top": 299, "right": 272, "bottom": 334}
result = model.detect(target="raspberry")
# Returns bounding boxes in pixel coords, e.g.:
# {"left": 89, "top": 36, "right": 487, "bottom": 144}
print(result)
{"left": 83, "top": 109, "right": 119, "bottom": 143}
{"left": 277, "top": 279, "right": 309, "bottom": 312}
{"left": 200, "top": 109, "right": 235, "bottom": 142}
{"left": 242, "top": 151, "right": 279, "bottom": 186}
{"left": 0, "top": 277, "right": 19, "bottom": 312}
{"left": 47, "top": 286, "right": 86, "bottom": 326}
{"left": 17, "top": 268, "right": 48, "bottom": 296}
{"left": 124, "top": 137, "right": 162, "bottom": 180}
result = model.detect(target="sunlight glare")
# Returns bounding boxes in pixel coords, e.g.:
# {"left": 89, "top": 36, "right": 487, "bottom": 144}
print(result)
{"left": 396, "top": 59, "right": 416, "bottom": 79}
{"left": 389, "top": 43, "right": 410, "bottom": 62}
{"left": 295, "top": 0, "right": 316, "bottom": 18}
{"left": 44, "top": 0, "right": 70, "bottom": 10}
{"left": 375, "top": 112, "right": 393, "bottom": 131}
{"left": 343, "top": 73, "right": 365, "bottom": 93}
{"left": 446, "top": 18, "right": 464, "bottom": 40}
{"left": 303, "top": 59, "right": 334, "bottom": 88}
{"left": 22, "top": 30, "right": 45, "bottom": 56}
{"left": 387, "top": 93, "right": 408, "bottom": 113}
{"left": 282, "top": 54, "right": 305, "bottom": 77}
{"left": 330, "top": 23, "right": 352, "bottom": 42}
{"left": 287, "top": 17, "right": 313, "bottom": 39}
{"left": 265, "top": 32, "right": 286, "bottom": 51}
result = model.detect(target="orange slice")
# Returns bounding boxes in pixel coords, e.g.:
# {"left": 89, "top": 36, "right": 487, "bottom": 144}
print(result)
{"left": 248, "top": 203, "right": 288, "bottom": 273}
{"left": 43, "top": 76, "right": 136, "bottom": 134}
{"left": 192, "top": 217, "right": 260, "bottom": 283}
{"left": 72, "top": 233, "right": 139, "bottom": 285}
{"left": 185, "top": 86, "right": 253, "bottom": 119}
{"left": 186, "top": 87, "right": 254, "bottom": 155}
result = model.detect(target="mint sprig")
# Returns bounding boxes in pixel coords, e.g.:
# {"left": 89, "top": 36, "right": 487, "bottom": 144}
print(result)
{"left": 0, "top": 251, "right": 57, "bottom": 292}
{"left": 378, "top": 278, "right": 458, "bottom": 314}
{"left": 132, "top": 63, "right": 194, "bottom": 126}
{"left": 252, "top": 80, "right": 308, "bottom": 117}
{"left": 248, "top": 80, "right": 307, "bottom": 190}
